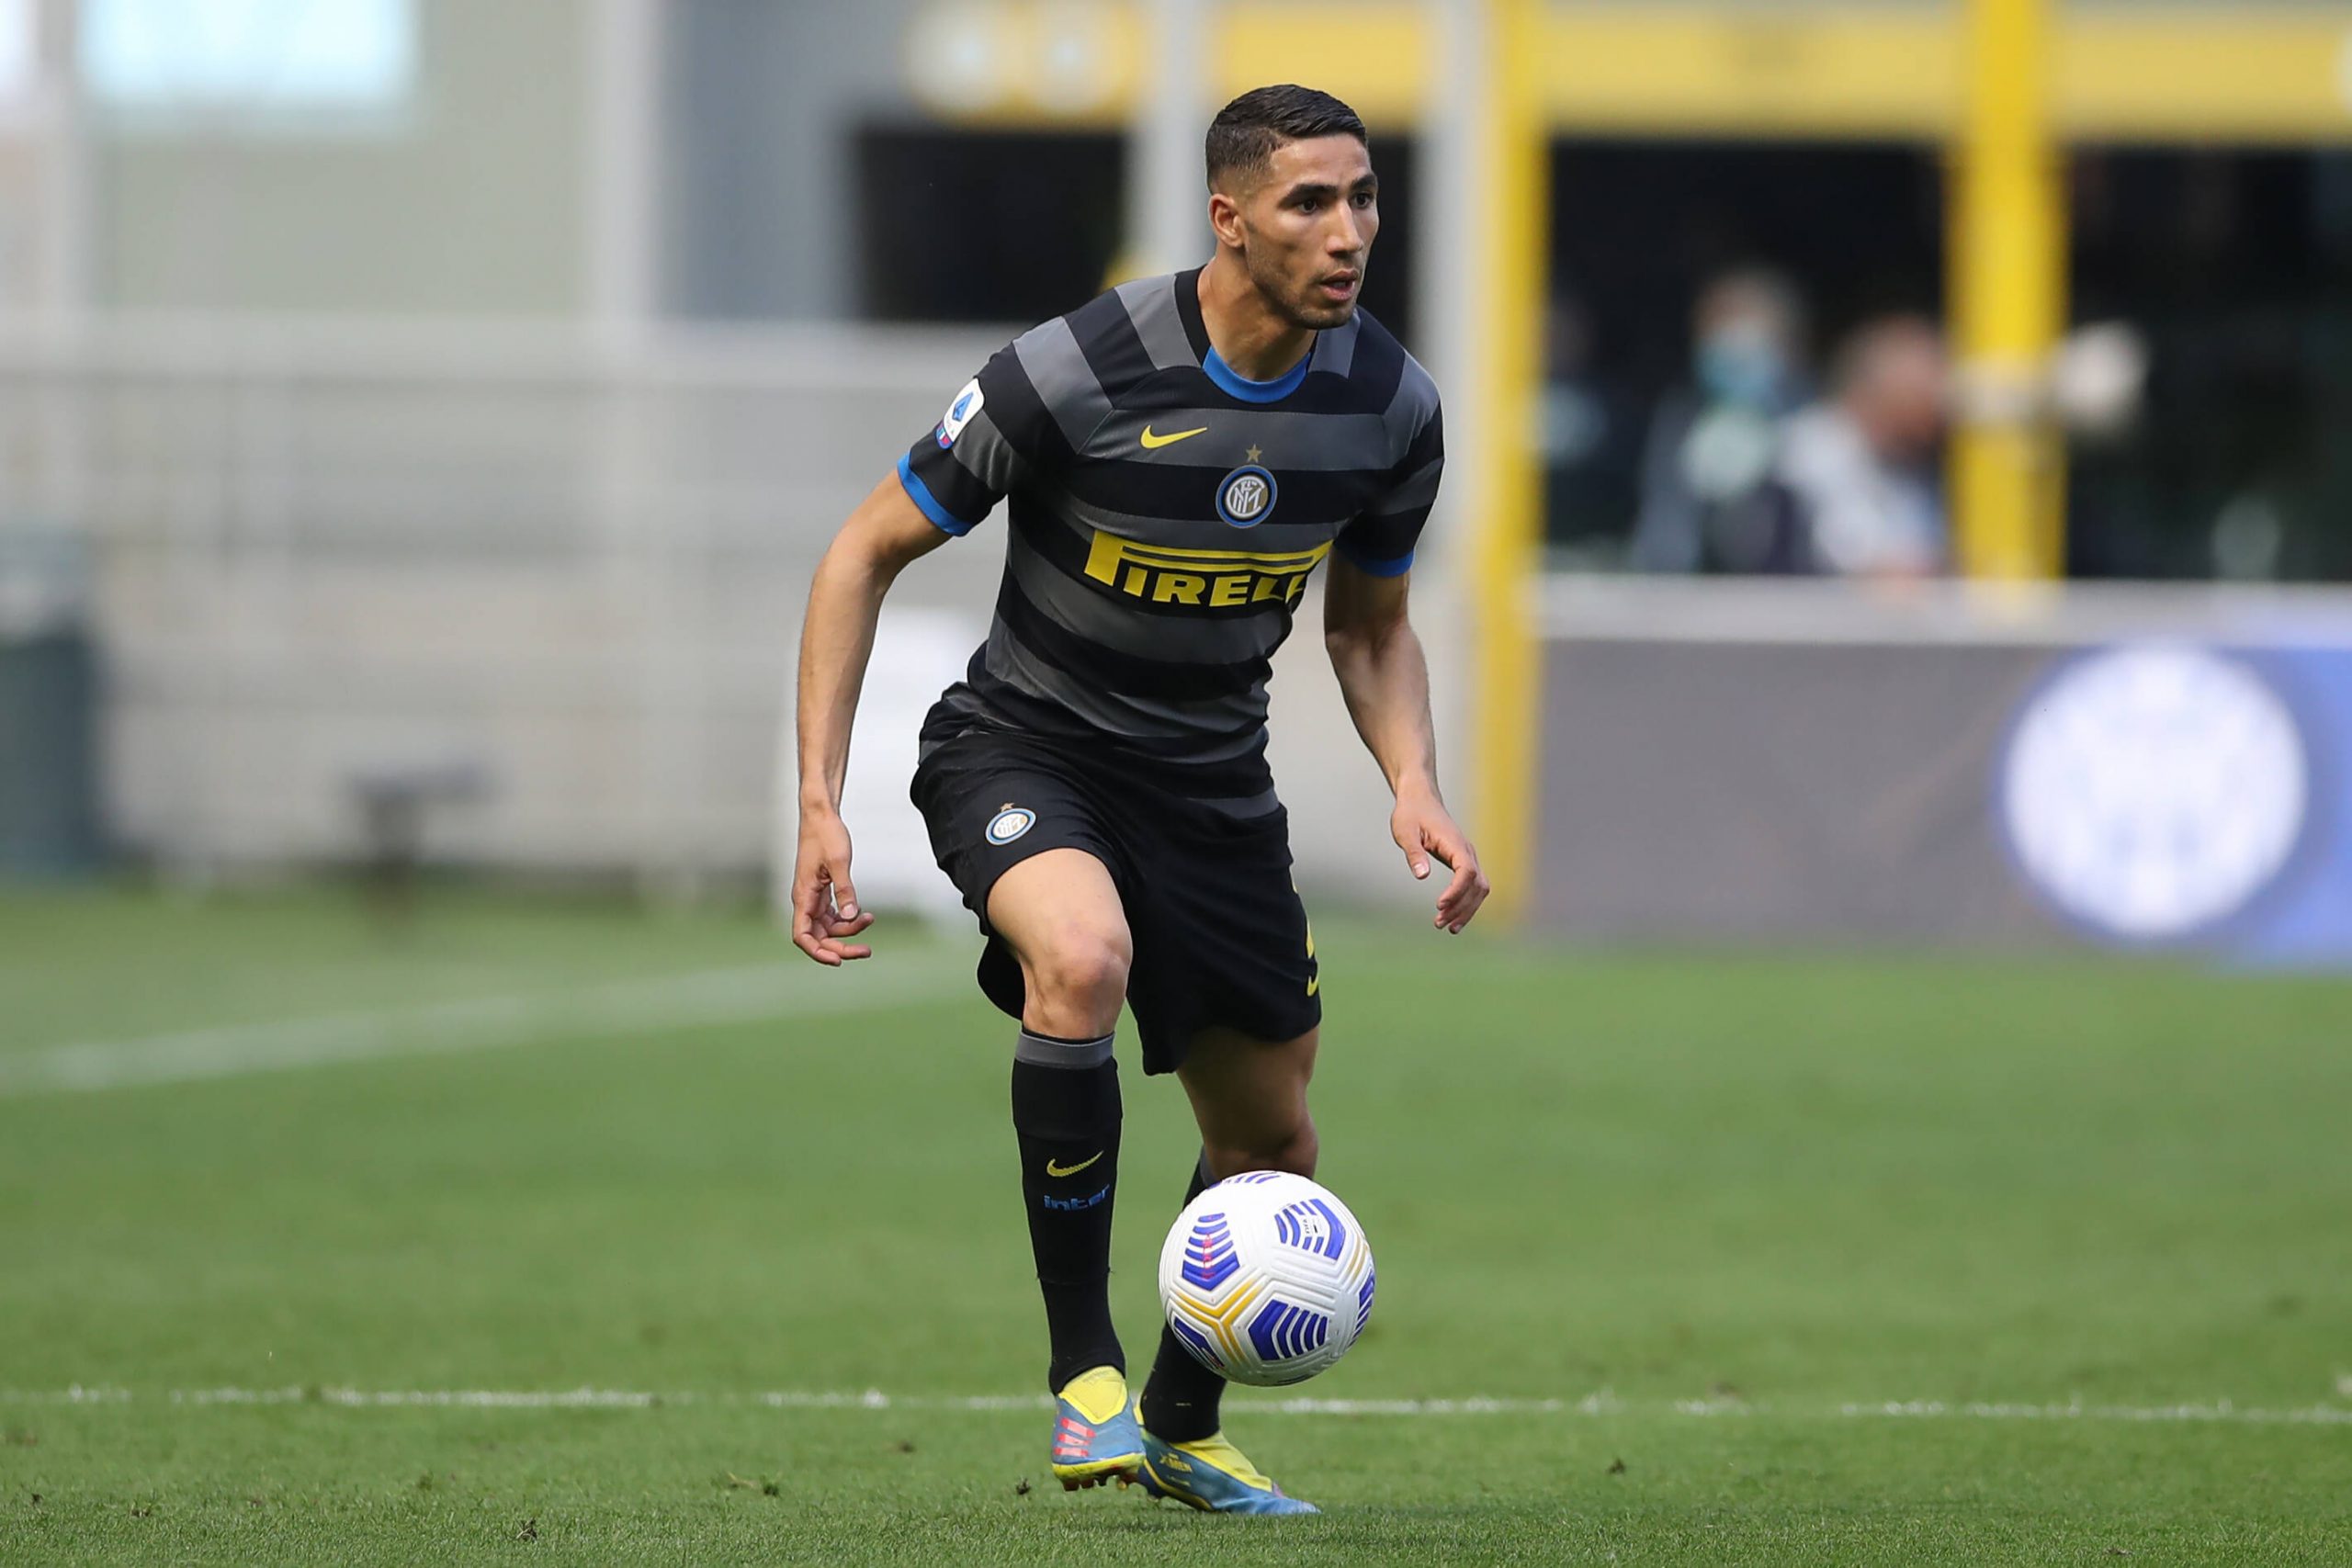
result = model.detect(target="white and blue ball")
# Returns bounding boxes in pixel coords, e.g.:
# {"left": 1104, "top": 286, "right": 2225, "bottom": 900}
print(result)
{"left": 1156, "top": 1170, "right": 1374, "bottom": 1387}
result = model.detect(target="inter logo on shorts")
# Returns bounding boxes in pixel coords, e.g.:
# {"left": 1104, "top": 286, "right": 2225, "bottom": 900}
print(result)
{"left": 1216, "top": 465, "right": 1278, "bottom": 528}
{"left": 986, "top": 805, "right": 1035, "bottom": 845}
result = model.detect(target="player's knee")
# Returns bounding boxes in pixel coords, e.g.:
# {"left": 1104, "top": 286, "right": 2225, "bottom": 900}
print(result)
{"left": 1023, "top": 925, "right": 1132, "bottom": 1021}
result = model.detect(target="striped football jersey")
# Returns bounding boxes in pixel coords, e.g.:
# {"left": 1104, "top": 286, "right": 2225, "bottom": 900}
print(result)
{"left": 897, "top": 267, "right": 1443, "bottom": 818}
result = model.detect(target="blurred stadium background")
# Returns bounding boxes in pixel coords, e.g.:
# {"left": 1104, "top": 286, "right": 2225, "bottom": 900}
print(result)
{"left": 3, "top": 2, "right": 2350, "bottom": 1561}
{"left": 2, "top": 0, "right": 2350, "bottom": 951}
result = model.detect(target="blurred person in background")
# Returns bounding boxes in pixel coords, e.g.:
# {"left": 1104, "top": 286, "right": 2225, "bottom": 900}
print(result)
{"left": 1628, "top": 269, "right": 1811, "bottom": 573}
{"left": 1778, "top": 312, "right": 1951, "bottom": 579}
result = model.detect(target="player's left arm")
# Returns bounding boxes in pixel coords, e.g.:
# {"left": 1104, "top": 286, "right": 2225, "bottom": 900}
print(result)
{"left": 1325, "top": 384, "right": 1485, "bottom": 931}
{"left": 1323, "top": 556, "right": 1490, "bottom": 934}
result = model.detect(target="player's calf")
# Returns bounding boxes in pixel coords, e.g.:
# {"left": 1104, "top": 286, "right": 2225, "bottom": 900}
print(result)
{"left": 1012, "top": 1028, "right": 1125, "bottom": 1393}
{"left": 1202, "top": 1117, "right": 1317, "bottom": 1183}
{"left": 1181, "top": 1022, "right": 1321, "bottom": 1183}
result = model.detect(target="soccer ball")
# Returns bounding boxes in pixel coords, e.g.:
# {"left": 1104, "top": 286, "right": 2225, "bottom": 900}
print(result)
{"left": 1157, "top": 1170, "right": 1374, "bottom": 1388}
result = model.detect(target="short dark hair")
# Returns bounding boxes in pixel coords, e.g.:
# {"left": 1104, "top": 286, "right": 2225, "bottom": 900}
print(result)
{"left": 1204, "top": 85, "right": 1367, "bottom": 192}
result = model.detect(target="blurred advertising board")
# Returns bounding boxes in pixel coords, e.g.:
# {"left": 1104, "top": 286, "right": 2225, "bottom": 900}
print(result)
{"left": 1532, "top": 580, "right": 2352, "bottom": 965}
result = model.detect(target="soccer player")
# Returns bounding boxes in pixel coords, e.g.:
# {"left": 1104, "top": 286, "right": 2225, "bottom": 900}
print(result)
{"left": 791, "top": 85, "right": 1487, "bottom": 1514}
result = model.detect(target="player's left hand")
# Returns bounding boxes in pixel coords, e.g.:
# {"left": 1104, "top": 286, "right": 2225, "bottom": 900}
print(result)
{"left": 1392, "top": 785, "right": 1490, "bottom": 934}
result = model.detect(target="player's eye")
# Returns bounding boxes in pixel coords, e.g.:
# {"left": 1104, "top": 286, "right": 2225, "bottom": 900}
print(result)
{"left": 1351, "top": 191, "right": 1376, "bottom": 209}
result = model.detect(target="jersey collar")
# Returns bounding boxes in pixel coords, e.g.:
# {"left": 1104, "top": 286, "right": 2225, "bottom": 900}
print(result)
{"left": 1175, "top": 266, "right": 1314, "bottom": 404}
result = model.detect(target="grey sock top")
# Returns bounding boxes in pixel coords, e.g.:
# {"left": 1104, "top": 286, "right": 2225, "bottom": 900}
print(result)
{"left": 1014, "top": 1029, "right": 1115, "bottom": 1069}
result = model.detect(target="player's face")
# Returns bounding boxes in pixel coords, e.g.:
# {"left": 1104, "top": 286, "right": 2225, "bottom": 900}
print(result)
{"left": 1237, "top": 136, "right": 1379, "bottom": 331}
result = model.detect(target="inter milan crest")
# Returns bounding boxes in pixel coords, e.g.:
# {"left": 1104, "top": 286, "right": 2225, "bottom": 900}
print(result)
{"left": 985, "top": 804, "right": 1035, "bottom": 845}
{"left": 1216, "top": 464, "right": 1278, "bottom": 528}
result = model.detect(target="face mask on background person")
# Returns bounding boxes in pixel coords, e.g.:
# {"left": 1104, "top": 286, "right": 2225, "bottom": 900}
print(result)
{"left": 1696, "top": 318, "right": 1792, "bottom": 410}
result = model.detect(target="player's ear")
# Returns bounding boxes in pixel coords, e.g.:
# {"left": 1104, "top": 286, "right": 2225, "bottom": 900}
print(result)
{"left": 1207, "top": 186, "right": 1246, "bottom": 250}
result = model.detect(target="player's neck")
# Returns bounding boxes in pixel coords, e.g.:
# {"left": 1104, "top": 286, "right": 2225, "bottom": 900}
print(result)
{"left": 1195, "top": 255, "right": 1315, "bottom": 383}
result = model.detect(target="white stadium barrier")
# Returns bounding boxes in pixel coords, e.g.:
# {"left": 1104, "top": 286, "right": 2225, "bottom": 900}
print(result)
{"left": 0, "top": 318, "right": 1431, "bottom": 909}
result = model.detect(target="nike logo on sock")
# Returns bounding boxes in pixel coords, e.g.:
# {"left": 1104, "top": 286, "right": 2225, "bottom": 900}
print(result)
{"left": 1046, "top": 1151, "right": 1103, "bottom": 1178}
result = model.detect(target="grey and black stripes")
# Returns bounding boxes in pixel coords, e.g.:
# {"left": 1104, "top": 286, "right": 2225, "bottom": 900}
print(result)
{"left": 1115, "top": 273, "right": 1201, "bottom": 371}
{"left": 899, "top": 268, "right": 1445, "bottom": 818}
{"left": 1014, "top": 317, "right": 1119, "bottom": 451}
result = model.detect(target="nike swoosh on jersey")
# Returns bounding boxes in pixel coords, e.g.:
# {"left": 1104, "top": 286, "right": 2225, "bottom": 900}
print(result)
{"left": 1046, "top": 1151, "right": 1105, "bottom": 1178}
{"left": 1139, "top": 424, "right": 1208, "bottom": 449}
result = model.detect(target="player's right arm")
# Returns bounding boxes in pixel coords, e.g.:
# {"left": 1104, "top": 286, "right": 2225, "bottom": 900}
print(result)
{"left": 790, "top": 473, "right": 954, "bottom": 965}
{"left": 792, "top": 343, "right": 1052, "bottom": 965}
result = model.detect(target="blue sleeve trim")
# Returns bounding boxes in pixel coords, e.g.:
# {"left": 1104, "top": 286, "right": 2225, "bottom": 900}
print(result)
{"left": 897, "top": 454, "right": 976, "bottom": 536}
{"left": 1335, "top": 536, "right": 1415, "bottom": 577}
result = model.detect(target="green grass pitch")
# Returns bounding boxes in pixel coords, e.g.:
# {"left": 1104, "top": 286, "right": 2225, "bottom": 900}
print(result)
{"left": 2, "top": 886, "right": 2348, "bottom": 1564}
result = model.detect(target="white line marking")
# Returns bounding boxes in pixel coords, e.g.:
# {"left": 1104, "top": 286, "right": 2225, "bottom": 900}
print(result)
{"left": 0, "top": 955, "right": 967, "bottom": 1098}
{"left": 3, "top": 1386, "right": 2346, "bottom": 1427}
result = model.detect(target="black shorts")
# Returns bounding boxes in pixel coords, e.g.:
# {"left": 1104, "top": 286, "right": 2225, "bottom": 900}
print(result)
{"left": 909, "top": 724, "right": 1321, "bottom": 1075}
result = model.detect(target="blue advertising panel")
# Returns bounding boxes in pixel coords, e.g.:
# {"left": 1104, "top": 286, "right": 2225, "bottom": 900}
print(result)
{"left": 1996, "top": 640, "right": 2352, "bottom": 967}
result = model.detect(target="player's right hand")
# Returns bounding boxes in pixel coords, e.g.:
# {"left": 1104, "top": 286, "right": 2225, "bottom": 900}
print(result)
{"left": 791, "top": 807, "right": 876, "bottom": 965}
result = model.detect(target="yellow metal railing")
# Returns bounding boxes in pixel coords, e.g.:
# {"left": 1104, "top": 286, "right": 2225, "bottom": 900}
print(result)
{"left": 1951, "top": 0, "right": 2066, "bottom": 580}
{"left": 910, "top": 4, "right": 2352, "bottom": 143}
{"left": 1467, "top": 0, "right": 1549, "bottom": 924}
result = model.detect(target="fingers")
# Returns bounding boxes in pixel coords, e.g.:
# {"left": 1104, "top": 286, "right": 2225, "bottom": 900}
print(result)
{"left": 810, "top": 874, "right": 876, "bottom": 944}
{"left": 1396, "top": 826, "right": 1431, "bottom": 880}
{"left": 795, "top": 919, "right": 874, "bottom": 964}
{"left": 790, "top": 870, "right": 833, "bottom": 964}
{"left": 790, "top": 864, "right": 875, "bottom": 965}
{"left": 1436, "top": 872, "right": 1490, "bottom": 932}
{"left": 792, "top": 919, "right": 844, "bottom": 964}
{"left": 1434, "top": 856, "right": 1476, "bottom": 924}
{"left": 1403, "top": 825, "right": 1481, "bottom": 932}
{"left": 820, "top": 907, "right": 876, "bottom": 939}
{"left": 1423, "top": 831, "right": 1491, "bottom": 934}
{"left": 808, "top": 898, "right": 876, "bottom": 960}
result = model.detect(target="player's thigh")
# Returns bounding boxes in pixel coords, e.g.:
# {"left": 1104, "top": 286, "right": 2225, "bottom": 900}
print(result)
{"left": 1177, "top": 1023, "right": 1319, "bottom": 1177}
{"left": 985, "top": 847, "right": 1134, "bottom": 991}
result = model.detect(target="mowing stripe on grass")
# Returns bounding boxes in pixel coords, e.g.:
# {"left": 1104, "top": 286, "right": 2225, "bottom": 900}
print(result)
{"left": 6, "top": 1387, "right": 2347, "bottom": 1427}
{"left": 0, "top": 956, "right": 968, "bottom": 1098}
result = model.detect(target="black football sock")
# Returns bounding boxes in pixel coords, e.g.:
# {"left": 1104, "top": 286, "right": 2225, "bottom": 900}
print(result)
{"left": 1140, "top": 1152, "right": 1227, "bottom": 1442}
{"left": 1010, "top": 1030, "right": 1123, "bottom": 1393}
